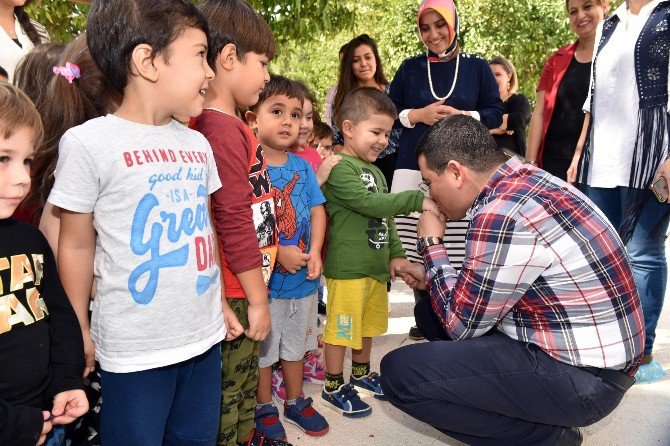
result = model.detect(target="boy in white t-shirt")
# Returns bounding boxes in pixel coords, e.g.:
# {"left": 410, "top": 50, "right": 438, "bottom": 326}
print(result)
{"left": 46, "top": 1, "right": 242, "bottom": 444}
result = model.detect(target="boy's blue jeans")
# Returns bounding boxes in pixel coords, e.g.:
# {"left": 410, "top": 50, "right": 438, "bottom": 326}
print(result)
{"left": 586, "top": 186, "right": 669, "bottom": 356}
{"left": 100, "top": 344, "right": 221, "bottom": 446}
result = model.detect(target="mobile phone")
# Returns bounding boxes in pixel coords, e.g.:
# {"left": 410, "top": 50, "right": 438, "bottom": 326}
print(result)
{"left": 650, "top": 176, "right": 669, "bottom": 203}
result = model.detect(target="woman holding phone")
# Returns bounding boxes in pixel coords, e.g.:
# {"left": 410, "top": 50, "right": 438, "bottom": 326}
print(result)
{"left": 568, "top": 0, "right": 670, "bottom": 383}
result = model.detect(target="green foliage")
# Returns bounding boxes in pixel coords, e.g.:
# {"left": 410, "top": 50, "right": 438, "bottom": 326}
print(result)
{"left": 26, "top": 0, "right": 89, "bottom": 43}
{"left": 26, "top": 0, "right": 626, "bottom": 112}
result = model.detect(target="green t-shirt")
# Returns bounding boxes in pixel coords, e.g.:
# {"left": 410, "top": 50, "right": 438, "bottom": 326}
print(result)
{"left": 322, "top": 154, "right": 424, "bottom": 281}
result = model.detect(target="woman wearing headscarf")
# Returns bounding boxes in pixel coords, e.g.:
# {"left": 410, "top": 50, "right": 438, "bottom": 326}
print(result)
{"left": 388, "top": 0, "right": 502, "bottom": 340}
{"left": 568, "top": 0, "right": 670, "bottom": 383}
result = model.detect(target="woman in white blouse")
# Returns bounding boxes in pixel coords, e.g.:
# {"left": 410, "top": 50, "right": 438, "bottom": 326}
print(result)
{"left": 0, "top": 0, "right": 49, "bottom": 82}
{"left": 569, "top": 0, "right": 670, "bottom": 383}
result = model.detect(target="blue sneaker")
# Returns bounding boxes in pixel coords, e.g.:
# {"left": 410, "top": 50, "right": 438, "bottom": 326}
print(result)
{"left": 350, "top": 371, "right": 386, "bottom": 400}
{"left": 254, "top": 404, "right": 287, "bottom": 441}
{"left": 635, "top": 360, "right": 666, "bottom": 384}
{"left": 284, "top": 396, "right": 329, "bottom": 436}
{"left": 321, "top": 383, "right": 372, "bottom": 418}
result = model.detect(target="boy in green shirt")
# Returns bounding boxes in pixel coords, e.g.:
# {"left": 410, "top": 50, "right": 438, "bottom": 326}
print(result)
{"left": 321, "top": 87, "right": 437, "bottom": 417}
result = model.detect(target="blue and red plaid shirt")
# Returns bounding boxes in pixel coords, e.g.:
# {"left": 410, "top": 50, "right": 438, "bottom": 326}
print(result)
{"left": 424, "top": 158, "right": 644, "bottom": 375}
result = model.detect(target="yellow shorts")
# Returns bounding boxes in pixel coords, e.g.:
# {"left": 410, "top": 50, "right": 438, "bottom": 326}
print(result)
{"left": 323, "top": 277, "right": 388, "bottom": 350}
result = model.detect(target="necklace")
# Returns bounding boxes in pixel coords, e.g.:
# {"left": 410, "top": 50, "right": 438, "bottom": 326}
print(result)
{"left": 426, "top": 51, "right": 460, "bottom": 101}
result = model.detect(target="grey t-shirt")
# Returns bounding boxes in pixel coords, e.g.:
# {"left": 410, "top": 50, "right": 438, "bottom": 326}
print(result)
{"left": 48, "top": 115, "right": 225, "bottom": 372}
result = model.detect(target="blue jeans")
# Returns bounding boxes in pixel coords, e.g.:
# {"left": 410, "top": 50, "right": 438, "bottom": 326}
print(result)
{"left": 380, "top": 299, "right": 628, "bottom": 446}
{"left": 585, "top": 186, "right": 669, "bottom": 355}
{"left": 100, "top": 344, "right": 222, "bottom": 446}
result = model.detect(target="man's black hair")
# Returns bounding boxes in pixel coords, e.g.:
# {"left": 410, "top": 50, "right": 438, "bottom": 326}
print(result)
{"left": 416, "top": 115, "right": 508, "bottom": 173}
{"left": 87, "top": 0, "right": 210, "bottom": 94}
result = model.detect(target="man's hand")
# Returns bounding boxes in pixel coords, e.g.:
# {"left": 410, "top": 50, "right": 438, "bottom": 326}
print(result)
{"left": 389, "top": 257, "right": 411, "bottom": 281}
{"left": 306, "top": 251, "right": 323, "bottom": 280}
{"left": 394, "top": 262, "right": 427, "bottom": 290}
{"left": 37, "top": 411, "right": 52, "bottom": 446}
{"left": 277, "top": 245, "right": 311, "bottom": 274}
{"left": 82, "top": 332, "right": 95, "bottom": 378}
{"left": 245, "top": 302, "right": 271, "bottom": 341}
{"left": 417, "top": 210, "right": 447, "bottom": 238}
{"left": 222, "top": 304, "right": 245, "bottom": 341}
{"left": 51, "top": 389, "right": 88, "bottom": 425}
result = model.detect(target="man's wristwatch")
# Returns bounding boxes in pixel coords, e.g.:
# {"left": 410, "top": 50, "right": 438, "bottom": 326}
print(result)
{"left": 416, "top": 236, "right": 444, "bottom": 256}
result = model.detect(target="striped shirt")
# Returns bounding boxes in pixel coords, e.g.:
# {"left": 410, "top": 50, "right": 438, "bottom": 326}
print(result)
{"left": 424, "top": 157, "right": 644, "bottom": 375}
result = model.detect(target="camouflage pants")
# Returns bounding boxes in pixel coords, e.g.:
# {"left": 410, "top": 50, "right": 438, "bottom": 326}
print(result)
{"left": 218, "top": 298, "right": 259, "bottom": 446}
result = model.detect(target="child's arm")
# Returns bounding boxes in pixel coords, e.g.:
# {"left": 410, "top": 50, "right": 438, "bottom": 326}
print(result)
{"left": 0, "top": 399, "right": 51, "bottom": 446}
{"left": 203, "top": 124, "right": 271, "bottom": 342}
{"left": 324, "top": 161, "right": 430, "bottom": 219}
{"left": 57, "top": 210, "right": 96, "bottom": 377}
{"left": 316, "top": 155, "right": 341, "bottom": 187}
{"left": 209, "top": 198, "right": 244, "bottom": 341}
{"left": 307, "top": 204, "right": 327, "bottom": 280}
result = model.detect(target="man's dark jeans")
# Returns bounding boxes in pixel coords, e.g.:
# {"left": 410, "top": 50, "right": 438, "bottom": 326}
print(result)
{"left": 380, "top": 298, "right": 629, "bottom": 446}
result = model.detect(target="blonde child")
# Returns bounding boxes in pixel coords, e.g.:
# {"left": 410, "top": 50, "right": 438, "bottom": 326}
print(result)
{"left": 321, "top": 87, "right": 437, "bottom": 417}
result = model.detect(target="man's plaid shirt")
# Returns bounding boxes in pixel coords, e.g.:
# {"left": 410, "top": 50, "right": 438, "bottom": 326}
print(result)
{"left": 424, "top": 158, "right": 644, "bottom": 375}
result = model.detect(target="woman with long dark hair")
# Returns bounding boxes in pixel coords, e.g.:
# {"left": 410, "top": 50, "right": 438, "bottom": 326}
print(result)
{"left": 0, "top": 0, "right": 49, "bottom": 81}
{"left": 329, "top": 34, "right": 399, "bottom": 187}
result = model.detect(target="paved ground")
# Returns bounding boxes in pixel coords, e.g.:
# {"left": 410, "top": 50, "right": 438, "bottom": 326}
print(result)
{"left": 284, "top": 282, "right": 670, "bottom": 446}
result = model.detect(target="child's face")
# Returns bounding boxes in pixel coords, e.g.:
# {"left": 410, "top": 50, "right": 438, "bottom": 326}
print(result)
{"left": 234, "top": 52, "right": 271, "bottom": 107}
{"left": 0, "top": 127, "right": 34, "bottom": 219}
{"left": 157, "top": 27, "right": 214, "bottom": 119}
{"left": 313, "top": 135, "right": 333, "bottom": 152}
{"left": 297, "top": 99, "right": 314, "bottom": 146}
{"left": 251, "top": 94, "right": 302, "bottom": 151}
{"left": 342, "top": 113, "right": 393, "bottom": 163}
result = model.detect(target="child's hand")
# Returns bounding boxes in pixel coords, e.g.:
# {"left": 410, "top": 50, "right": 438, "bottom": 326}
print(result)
{"left": 316, "top": 155, "right": 342, "bottom": 186}
{"left": 51, "top": 389, "right": 89, "bottom": 425}
{"left": 394, "top": 262, "right": 428, "bottom": 290}
{"left": 245, "top": 302, "right": 271, "bottom": 341}
{"left": 37, "top": 411, "right": 52, "bottom": 446}
{"left": 223, "top": 305, "right": 244, "bottom": 340}
{"left": 82, "top": 331, "right": 95, "bottom": 378}
{"left": 316, "top": 143, "right": 333, "bottom": 160}
{"left": 306, "top": 252, "right": 323, "bottom": 280}
{"left": 421, "top": 197, "right": 440, "bottom": 215}
{"left": 389, "top": 257, "right": 411, "bottom": 281}
{"left": 277, "top": 245, "right": 311, "bottom": 274}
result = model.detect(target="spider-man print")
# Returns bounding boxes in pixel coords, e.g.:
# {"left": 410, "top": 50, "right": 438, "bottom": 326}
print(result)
{"left": 266, "top": 153, "right": 326, "bottom": 298}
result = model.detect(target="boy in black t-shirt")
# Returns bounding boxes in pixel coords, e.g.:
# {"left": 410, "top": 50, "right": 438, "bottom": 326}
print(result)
{"left": 0, "top": 82, "right": 87, "bottom": 446}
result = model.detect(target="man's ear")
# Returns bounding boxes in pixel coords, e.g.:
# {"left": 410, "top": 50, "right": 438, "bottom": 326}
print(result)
{"left": 219, "top": 43, "right": 238, "bottom": 72}
{"left": 245, "top": 110, "right": 258, "bottom": 131}
{"left": 341, "top": 119, "right": 355, "bottom": 139}
{"left": 130, "top": 44, "right": 159, "bottom": 82}
{"left": 446, "top": 160, "right": 465, "bottom": 186}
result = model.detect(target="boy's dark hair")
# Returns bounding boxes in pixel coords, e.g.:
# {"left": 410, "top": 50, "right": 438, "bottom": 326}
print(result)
{"left": 0, "top": 66, "right": 8, "bottom": 79}
{"left": 334, "top": 87, "right": 397, "bottom": 129}
{"left": 416, "top": 115, "right": 508, "bottom": 174}
{"left": 13, "top": 43, "right": 66, "bottom": 110}
{"left": 0, "top": 81, "right": 43, "bottom": 146}
{"left": 86, "top": 0, "right": 210, "bottom": 94}
{"left": 250, "top": 74, "right": 304, "bottom": 112}
{"left": 313, "top": 122, "right": 334, "bottom": 141}
{"left": 198, "top": 0, "right": 275, "bottom": 69}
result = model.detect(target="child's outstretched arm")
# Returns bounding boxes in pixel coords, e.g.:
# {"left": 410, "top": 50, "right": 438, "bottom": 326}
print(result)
{"left": 57, "top": 210, "right": 96, "bottom": 378}
{"left": 324, "top": 161, "right": 430, "bottom": 219}
{"left": 307, "top": 204, "right": 327, "bottom": 280}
